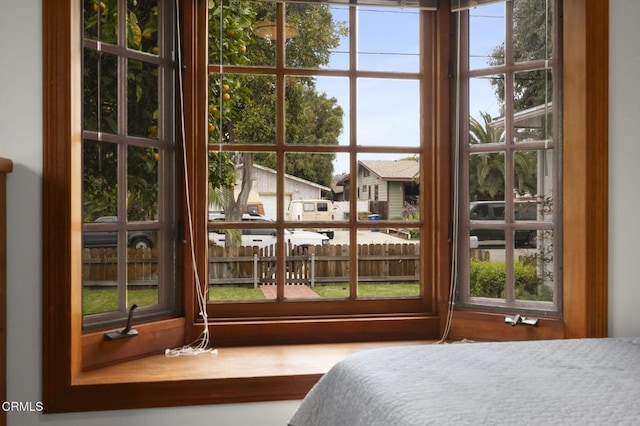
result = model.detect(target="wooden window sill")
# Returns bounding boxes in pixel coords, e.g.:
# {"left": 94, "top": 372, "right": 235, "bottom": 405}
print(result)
{"left": 46, "top": 340, "right": 434, "bottom": 412}
{"left": 75, "top": 340, "right": 433, "bottom": 386}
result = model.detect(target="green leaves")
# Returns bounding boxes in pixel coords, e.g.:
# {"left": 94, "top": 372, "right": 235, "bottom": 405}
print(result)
{"left": 127, "top": 11, "right": 142, "bottom": 49}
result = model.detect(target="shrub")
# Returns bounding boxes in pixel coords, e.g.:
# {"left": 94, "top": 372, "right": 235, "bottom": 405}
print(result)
{"left": 469, "top": 258, "right": 549, "bottom": 301}
{"left": 469, "top": 258, "right": 505, "bottom": 298}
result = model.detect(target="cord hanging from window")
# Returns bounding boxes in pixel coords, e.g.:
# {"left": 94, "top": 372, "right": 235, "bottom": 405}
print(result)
{"left": 165, "top": 0, "right": 217, "bottom": 357}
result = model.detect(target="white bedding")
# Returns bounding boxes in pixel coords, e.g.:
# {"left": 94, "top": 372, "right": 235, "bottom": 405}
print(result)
{"left": 289, "top": 337, "right": 640, "bottom": 426}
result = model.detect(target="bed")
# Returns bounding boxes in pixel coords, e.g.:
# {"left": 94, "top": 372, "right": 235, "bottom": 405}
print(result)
{"left": 289, "top": 337, "right": 640, "bottom": 425}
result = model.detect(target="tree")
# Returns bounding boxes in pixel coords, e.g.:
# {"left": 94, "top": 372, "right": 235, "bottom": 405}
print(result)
{"left": 488, "top": 0, "right": 553, "bottom": 114}
{"left": 208, "top": 1, "right": 347, "bottom": 222}
{"left": 255, "top": 82, "right": 344, "bottom": 188}
{"left": 469, "top": 112, "right": 537, "bottom": 200}
{"left": 469, "top": 0, "right": 550, "bottom": 201}
{"left": 82, "top": 0, "right": 161, "bottom": 222}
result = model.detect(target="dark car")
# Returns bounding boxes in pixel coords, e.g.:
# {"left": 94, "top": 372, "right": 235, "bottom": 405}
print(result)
{"left": 82, "top": 216, "right": 154, "bottom": 249}
{"left": 469, "top": 201, "right": 537, "bottom": 248}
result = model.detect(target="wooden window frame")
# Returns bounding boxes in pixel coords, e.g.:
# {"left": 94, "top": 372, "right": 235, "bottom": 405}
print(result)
{"left": 42, "top": 0, "right": 607, "bottom": 413}
{"left": 185, "top": 1, "right": 438, "bottom": 347}
{"left": 456, "top": 1, "right": 561, "bottom": 312}
{"left": 80, "top": 0, "right": 179, "bottom": 330}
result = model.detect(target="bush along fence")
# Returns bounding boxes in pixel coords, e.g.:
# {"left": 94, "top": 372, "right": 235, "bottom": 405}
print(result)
{"left": 208, "top": 243, "right": 420, "bottom": 288}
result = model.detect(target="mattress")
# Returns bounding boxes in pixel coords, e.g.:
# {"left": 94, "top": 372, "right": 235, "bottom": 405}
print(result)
{"left": 289, "top": 337, "right": 640, "bottom": 426}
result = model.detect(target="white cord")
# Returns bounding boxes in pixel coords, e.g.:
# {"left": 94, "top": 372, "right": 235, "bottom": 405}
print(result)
{"left": 165, "top": 0, "right": 214, "bottom": 357}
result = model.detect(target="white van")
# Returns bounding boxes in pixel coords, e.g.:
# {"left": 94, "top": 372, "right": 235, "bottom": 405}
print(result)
{"left": 286, "top": 200, "right": 335, "bottom": 239}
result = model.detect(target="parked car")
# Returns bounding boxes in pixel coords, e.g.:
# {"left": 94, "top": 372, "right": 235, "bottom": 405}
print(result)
{"left": 83, "top": 216, "right": 154, "bottom": 249}
{"left": 208, "top": 212, "right": 330, "bottom": 249}
{"left": 469, "top": 201, "right": 537, "bottom": 248}
{"left": 286, "top": 199, "right": 335, "bottom": 239}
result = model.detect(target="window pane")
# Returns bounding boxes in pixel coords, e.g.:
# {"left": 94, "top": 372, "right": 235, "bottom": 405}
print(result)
{"left": 357, "top": 229, "right": 420, "bottom": 299}
{"left": 126, "top": 233, "right": 159, "bottom": 307}
{"left": 512, "top": 0, "right": 553, "bottom": 63}
{"left": 514, "top": 69, "right": 553, "bottom": 142}
{"left": 356, "top": 154, "right": 420, "bottom": 222}
{"left": 357, "top": 154, "right": 420, "bottom": 221}
{"left": 357, "top": 78, "right": 420, "bottom": 147}
{"left": 469, "top": 2, "right": 505, "bottom": 69}
{"left": 287, "top": 76, "right": 349, "bottom": 146}
{"left": 469, "top": 75, "right": 504, "bottom": 141}
{"left": 83, "top": 140, "right": 118, "bottom": 221}
{"left": 83, "top": 50, "right": 118, "bottom": 134}
{"left": 127, "top": 0, "right": 159, "bottom": 53}
{"left": 357, "top": 7, "right": 420, "bottom": 72}
{"left": 83, "top": 246, "right": 120, "bottom": 315}
{"left": 83, "top": 0, "right": 118, "bottom": 44}
{"left": 514, "top": 229, "right": 554, "bottom": 302}
{"left": 513, "top": 149, "right": 554, "bottom": 222}
{"left": 208, "top": 151, "right": 282, "bottom": 219}
{"left": 208, "top": 73, "right": 276, "bottom": 145}
{"left": 277, "top": 228, "right": 338, "bottom": 301}
{"left": 285, "top": 4, "right": 349, "bottom": 69}
{"left": 469, "top": 152, "right": 505, "bottom": 202}
{"left": 127, "top": 60, "right": 159, "bottom": 138}
{"left": 127, "top": 145, "right": 159, "bottom": 221}
{"left": 469, "top": 242, "right": 506, "bottom": 299}
{"left": 209, "top": 0, "right": 274, "bottom": 67}
{"left": 284, "top": 153, "right": 336, "bottom": 220}
{"left": 208, "top": 243, "right": 274, "bottom": 301}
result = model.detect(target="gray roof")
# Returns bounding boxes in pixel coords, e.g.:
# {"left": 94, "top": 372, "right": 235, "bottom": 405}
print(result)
{"left": 359, "top": 159, "right": 420, "bottom": 181}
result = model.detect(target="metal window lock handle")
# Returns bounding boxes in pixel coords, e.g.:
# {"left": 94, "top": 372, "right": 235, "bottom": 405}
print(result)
{"left": 104, "top": 304, "right": 139, "bottom": 341}
{"left": 505, "top": 314, "right": 539, "bottom": 327}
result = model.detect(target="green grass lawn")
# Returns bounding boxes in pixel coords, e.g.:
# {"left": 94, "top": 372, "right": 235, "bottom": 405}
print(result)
{"left": 84, "top": 283, "right": 420, "bottom": 314}
{"left": 313, "top": 283, "right": 420, "bottom": 298}
{"left": 208, "top": 286, "right": 265, "bottom": 300}
{"left": 83, "top": 288, "right": 158, "bottom": 315}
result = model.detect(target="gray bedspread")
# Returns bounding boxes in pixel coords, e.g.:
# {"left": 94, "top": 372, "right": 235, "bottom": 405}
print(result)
{"left": 289, "top": 337, "right": 640, "bottom": 426}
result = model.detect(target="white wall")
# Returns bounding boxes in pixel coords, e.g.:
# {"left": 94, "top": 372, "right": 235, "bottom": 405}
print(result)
{"left": 0, "top": 1, "right": 637, "bottom": 425}
{"left": 608, "top": 0, "right": 640, "bottom": 337}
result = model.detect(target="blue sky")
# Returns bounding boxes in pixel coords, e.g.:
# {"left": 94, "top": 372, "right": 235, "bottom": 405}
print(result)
{"left": 311, "top": 4, "right": 506, "bottom": 175}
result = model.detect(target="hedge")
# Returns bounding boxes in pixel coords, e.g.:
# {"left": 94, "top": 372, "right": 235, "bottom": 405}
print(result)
{"left": 469, "top": 258, "right": 553, "bottom": 301}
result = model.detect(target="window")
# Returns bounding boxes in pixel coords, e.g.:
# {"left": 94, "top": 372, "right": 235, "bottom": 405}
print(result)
{"left": 81, "top": 0, "right": 178, "bottom": 329}
{"left": 43, "top": 0, "right": 608, "bottom": 413}
{"left": 455, "top": 0, "right": 560, "bottom": 312}
{"left": 200, "top": 0, "right": 434, "bottom": 345}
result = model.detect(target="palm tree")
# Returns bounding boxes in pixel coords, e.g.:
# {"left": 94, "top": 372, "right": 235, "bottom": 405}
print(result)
{"left": 468, "top": 112, "right": 537, "bottom": 200}
{"left": 469, "top": 112, "right": 505, "bottom": 201}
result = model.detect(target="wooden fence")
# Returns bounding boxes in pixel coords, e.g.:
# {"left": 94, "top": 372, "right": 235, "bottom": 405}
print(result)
{"left": 82, "top": 247, "right": 158, "bottom": 286}
{"left": 208, "top": 243, "right": 420, "bottom": 287}
{"left": 82, "top": 243, "right": 421, "bottom": 287}
{"left": 82, "top": 243, "right": 420, "bottom": 286}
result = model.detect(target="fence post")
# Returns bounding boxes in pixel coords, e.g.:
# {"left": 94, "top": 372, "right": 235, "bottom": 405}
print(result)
{"left": 310, "top": 253, "right": 316, "bottom": 288}
{"left": 253, "top": 254, "right": 258, "bottom": 288}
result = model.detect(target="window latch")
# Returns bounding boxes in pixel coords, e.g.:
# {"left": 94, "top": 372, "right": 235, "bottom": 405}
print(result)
{"left": 104, "top": 304, "right": 139, "bottom": 341}
{"left": 505, "top": 314, "right": 538, "bottom": 327}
